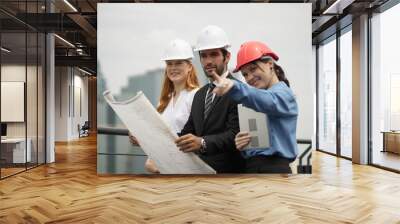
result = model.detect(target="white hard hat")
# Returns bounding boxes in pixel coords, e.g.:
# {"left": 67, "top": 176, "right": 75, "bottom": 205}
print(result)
{"left": 194, "top": 25, "right": 230, "bottom": 51}
{"left": 162, "top": 39, "right": 194, "bottom": 61}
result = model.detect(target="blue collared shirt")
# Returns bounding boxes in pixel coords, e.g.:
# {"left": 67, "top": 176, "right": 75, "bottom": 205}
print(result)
{"left": 228, "top": 81, "right": 298, "bottom": 161}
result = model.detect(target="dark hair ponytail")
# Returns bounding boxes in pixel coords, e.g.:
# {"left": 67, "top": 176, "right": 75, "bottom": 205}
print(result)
{"left": 257, "top": 57, "right": 290, "bottom": 88}
{"left": 273, "top": 63, "right": 290, "bottom": 87}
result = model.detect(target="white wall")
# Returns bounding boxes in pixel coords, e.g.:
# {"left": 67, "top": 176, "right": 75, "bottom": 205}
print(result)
{"left": 1, "top": 63, "right": 46, "bottom": 164}
{"left": 55, "top": 67, "right": 68, "bottom": 141}
{"left": 1, "top": 65, "right": 37, "bottom": 138}
{"left": 55, "top": 67, "right": 89, "bottom": 141}
{"left": 75, "top": 74, "right": 89, "bottom": 122}
{"left": 312, "top": 45, "right": 316, "bottom": 150}
{"left": 1, "top": 64, "right": 25, "bottom": 126}
{"left": 72, "top": 73, "right": 89, "bottom": 138}
{"left": 1, "top": 65, "right": 26, "bottom": 140}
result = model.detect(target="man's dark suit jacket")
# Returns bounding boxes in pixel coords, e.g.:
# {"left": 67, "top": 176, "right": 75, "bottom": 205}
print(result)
{"left": 179, "top": 76, "right": 245, "bottom": 173}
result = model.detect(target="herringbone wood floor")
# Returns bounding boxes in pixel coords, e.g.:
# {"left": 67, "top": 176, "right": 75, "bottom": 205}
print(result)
{"left": 1, "top": 135, "right": 400, "bottom": 224}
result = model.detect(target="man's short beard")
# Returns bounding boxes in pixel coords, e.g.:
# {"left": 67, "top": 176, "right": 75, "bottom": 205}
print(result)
{"left": 204, "top": 64, "right": 225, "bottom": 78}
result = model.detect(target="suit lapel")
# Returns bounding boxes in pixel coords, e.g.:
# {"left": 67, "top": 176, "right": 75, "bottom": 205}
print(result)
{"left": 202, "top": 73, "right": 234, "bottom": 129}
{"left": 197, "top": 87, "right": 207, "bottom": 135}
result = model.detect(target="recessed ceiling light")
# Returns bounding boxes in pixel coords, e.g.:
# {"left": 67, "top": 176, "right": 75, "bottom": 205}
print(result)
{"left": 1, "top": 47, "right": 11, "bottom": 53}
{"left": 78, "top": 67, "right": 92, "bottom": 76}
{"left": 54, "top": 34, "right": 75, "bottom": 48}
{"left": 63, "top": 0, "right": 78, "bottom": 12}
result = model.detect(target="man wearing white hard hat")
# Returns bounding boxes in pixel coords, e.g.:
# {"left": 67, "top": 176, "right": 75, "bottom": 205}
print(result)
{"left": 175, "top": 25, "right": 245, "bottom": 173}
{"left": 129, "top": 39, "right": 200, "bottom": 173}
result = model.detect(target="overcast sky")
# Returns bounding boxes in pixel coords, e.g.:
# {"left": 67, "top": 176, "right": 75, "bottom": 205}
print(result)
{"left": 98, "top": 3, "right": 310, "bottom": 94}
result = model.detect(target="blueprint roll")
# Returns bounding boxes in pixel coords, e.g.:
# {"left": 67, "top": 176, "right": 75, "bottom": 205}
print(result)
{"left": 103, "top": 90, "right": 216, "bottom": 174}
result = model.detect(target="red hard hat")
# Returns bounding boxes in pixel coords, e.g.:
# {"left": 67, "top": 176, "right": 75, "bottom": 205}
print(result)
{"left": 233, "top": 41, "right": 279, "bottom": 73}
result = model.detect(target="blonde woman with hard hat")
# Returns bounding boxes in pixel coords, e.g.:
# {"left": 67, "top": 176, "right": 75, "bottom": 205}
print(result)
{"left": 211, "top": 41, "right": 298, "bottom": 174}
{"left": 175, "top": 25, "right": 245, "bottom": 173}
{"left": 129, "top": 39, "right": 200, "bottom": 173}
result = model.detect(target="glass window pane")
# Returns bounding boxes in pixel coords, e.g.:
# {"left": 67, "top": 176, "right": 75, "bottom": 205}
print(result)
{"left": 38, "top": 32, "right": 46, "bottom": 165}
{"left": 340, "top": 29, "right": 352, "bottom": 158}
{"left": 1, "top": 31, "right": 27, "bottom": 177}
{"left": 371, "top": 3, "right": 400, "bottom": 171}
{"left": 318, "top": 37, "right": 337, "bottom": 154}
{"left": 27, "top": 31, "right": 38, "bottom": 169}
{"left": 1, "top": 1, "right": 46, "bottom": 179}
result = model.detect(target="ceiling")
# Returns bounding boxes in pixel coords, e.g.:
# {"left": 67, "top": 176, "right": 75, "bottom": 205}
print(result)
{"left": 0, "top": 0, "right": 392, "bottom": 75}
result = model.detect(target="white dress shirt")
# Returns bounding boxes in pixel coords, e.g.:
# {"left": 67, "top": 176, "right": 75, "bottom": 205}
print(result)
{"left": 161, "top": 88, "right": 199, "bottom": 134}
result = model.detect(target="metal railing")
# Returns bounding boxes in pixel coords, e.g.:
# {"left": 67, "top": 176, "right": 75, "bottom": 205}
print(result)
{"left": 296, "top": 139, "right": 313, "bottom": 174}
{"left": 98, "top": 127, "right": 129, "bottom": 136}
{"left": 98, "top": 127, "right": 313, "bottom": 174}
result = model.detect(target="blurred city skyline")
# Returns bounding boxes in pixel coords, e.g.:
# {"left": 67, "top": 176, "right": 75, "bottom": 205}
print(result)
{"left": 98, "top": 3, "right": 310, "bottom": 95}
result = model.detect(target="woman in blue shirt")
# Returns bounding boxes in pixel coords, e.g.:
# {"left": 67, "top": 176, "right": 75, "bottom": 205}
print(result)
{"left": 211, "top": 41, "right": 298, "bottom": 173}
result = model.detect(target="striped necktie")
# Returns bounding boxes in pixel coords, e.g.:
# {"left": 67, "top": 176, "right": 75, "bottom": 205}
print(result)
{"left": 204, "top": 83, "right": 215, "bottom": 119}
